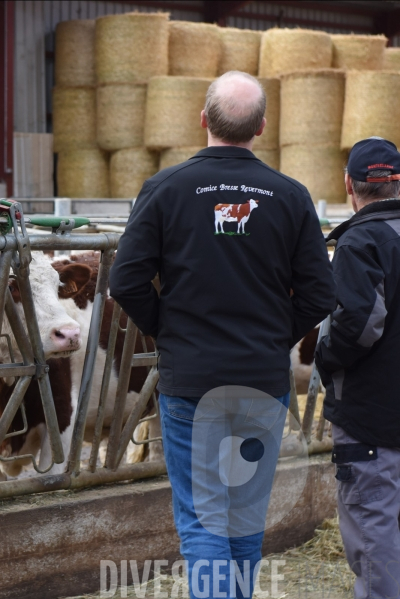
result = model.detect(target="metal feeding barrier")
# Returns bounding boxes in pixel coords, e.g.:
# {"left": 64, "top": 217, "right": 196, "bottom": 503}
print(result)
{"left": 0, "top": 199, "right": 336, "bottom": 498}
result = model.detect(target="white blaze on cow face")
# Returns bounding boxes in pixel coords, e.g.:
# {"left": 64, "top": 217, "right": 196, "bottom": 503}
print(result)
{"left": 0, "top": 252, "right": 82, "bottom": 362}
{"left": 214, "top": 199, "right": 259, "bottom": 234}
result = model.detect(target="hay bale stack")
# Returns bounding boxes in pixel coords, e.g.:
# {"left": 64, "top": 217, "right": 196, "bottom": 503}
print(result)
{"left": 169, "top": 21, "right": 220, "bottom": 78}
{"left": 160, "top": 147, "right": 203, "bottom": 170}
{"left": 95, "top": 12, "right": 169, "bottom": 84}
{"left": 280, "top": 70, "right": 345, "bottom": 147}
{"left": 218, "top": 28, "right": 261, "bottom": 76}
{"left": 253, "top": 78, "right": 280, "bottom": 151}
{"left": 252, "top": 149, "right": 280, "bottom": 170}
{"left": 96, "top": 83, "right": 147, "bottom": 151}
{"left": 341, "top": 71, "right": 400, "bottom": 150}
{"left": 145, "top": 77, "right": 210, "bottom": 150}
{"left": 280, "top": 144, "right": 347, "bottom": 203}
{"left": 53, "top": 87, "right": 96, "bottom": 152}
{"left": 55, "top": 20, "right": 95, "bottom": 86}
{"left": 259, "top": 29, "right": 332, "bottom": 77}
{"left": 57, "top": 149, "right": 109, "bottom": 198}
{"left": 331, "top": 34, "right": 387, "bottom": 70}
{"left": 383, "top": 48, "right": 400, "bottom": 71}
{"left": 110, "top": 148, "right": 159, "bottom": 198}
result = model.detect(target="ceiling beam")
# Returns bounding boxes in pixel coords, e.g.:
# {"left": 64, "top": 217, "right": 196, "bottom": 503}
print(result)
{"left": 259, "top": 1, "right": 393, "bottom": 17}
{"left": 233, "top": 10, "right": 372, "bottom": 32}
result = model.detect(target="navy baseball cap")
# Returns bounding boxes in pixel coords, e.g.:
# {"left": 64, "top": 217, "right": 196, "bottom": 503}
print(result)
{"left": 347, "top": 137, "right": 400, "bottom": 182}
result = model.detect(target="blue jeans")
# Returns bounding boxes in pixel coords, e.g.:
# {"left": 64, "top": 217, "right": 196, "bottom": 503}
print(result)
{"left": 159, "top": 391, "right": 289, "bottom": 599}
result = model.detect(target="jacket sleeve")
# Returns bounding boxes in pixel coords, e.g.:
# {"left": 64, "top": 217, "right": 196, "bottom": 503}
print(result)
{"left": 109, "top": 181, "right": 161, "bottom": 338}
{"left": 290, "top": 193, "right": 336, "bottom": 346}
{"left": 315, "top": 244, "right": 387, "bottom": 377}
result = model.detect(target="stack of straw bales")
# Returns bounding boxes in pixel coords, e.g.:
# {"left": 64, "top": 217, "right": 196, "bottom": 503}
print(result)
{"left": 53, "top": 20, "right": 108, "bottom": 198}
{"left": 279, "top": 70, "right": 347, "bottom": 203}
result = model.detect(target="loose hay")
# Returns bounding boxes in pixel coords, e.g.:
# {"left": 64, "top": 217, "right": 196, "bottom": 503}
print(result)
{"left": 218, "top": 27, "right": 261, "bottom": 76}
{"left": 57, "top": 149, "right": 109, "bottom": 198}
{"left": 280, "top": 144, "right": 347, "bottom": 203}
{"left": 253, "top": 77, "right": 280, "bottom": 151}
{"left": 159, "top": 146, "right": 203, "bottom": 170}
{"left": 110, "top": 148, "right": 159, "bottom": 198}
{"left": 168, "top": 21, "right": 220, "bottom": 78}
{"left": 53, "top": 86, "right": 96, "bottom": 152}
{"left": 331, "top": 34, "right": 387, "bottom": 70}
{"left": 341, "top": 70, "right": 400, "bottom": 150}
{"left": 95, "top": 12, "right": 169, "bottom": 84}
{"left": 280, "top": 70, "right": 345, "bottom": 146}
{"left": 259, "top": 28, "right": 332, "bottom": 77}
{"left": 383, "top": 47, "right": 400, "bottom": 71}
{"left": 144, "top": 77, "right": 210, "bottom": 150}
{"left": 96, "top": 83, "right": 147, "bottom": 151}
{"left": 55, "top": 20, "right": 95, "bottom": 87}
{"left": 252, "top": 148, "right": 280, "bottom": 170}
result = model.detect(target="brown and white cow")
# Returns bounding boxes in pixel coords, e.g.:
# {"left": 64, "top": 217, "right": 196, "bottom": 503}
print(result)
{"left": 0, "top": 252, "right": 91, "bottom": 478}
{"left": 214, "top": 199, "right": 259, "bottom": 234}
{"left": 291, "top": 327, "right": 320, "bottom": 394}
{"left": 0, "top": 251, "right": 162, "bottom": 479}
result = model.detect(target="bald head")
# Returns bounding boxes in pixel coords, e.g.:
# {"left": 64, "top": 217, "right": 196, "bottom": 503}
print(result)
{"left": 204, "top": 71, "right": 266, "bottom": 144}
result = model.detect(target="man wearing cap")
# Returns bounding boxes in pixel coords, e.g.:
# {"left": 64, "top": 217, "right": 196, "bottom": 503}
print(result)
{"left": 315, "top": 137, "right": 400, "bottom": 599}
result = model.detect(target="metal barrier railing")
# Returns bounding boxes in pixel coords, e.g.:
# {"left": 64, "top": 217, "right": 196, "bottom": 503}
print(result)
{"left": 0, "top": 200, "right": 335, "bottom": 498}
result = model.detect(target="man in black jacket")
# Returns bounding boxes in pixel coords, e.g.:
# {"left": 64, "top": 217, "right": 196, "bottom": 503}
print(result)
{"left": 110, "top": 71, "right": 335, "bottom": 599}
{"left": 315, "top": 137, "right": 400, "bottom": 599}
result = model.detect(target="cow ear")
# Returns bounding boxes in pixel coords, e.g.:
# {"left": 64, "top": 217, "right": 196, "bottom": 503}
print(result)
{"left": 58, "top": 264, "right": 92, "bottom": 298}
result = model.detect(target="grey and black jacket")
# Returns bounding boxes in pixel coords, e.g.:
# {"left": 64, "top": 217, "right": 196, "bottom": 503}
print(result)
{"left": 315, "top": 198, "right": 400, "bottom": 447}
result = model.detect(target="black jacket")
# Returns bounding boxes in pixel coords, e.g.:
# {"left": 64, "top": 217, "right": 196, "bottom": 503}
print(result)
{"left": 110, "top": 146, "right": 335, "bottom": 398}
{"left": 315, "top": 199, "right": 400, "bottom": 447}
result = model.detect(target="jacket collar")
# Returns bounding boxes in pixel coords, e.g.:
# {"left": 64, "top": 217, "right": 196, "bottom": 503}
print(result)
{"left": 191, "top": 146, "right": 258, "bottom": 160}
{"left": 327, "top": 198, "right": 400, "bottom": 241}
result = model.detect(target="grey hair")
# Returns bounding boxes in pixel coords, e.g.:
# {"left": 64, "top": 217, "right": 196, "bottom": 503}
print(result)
{"left": 204, "top": 71, "right": 266, "bottom": 144}
{"left": 348, "top": 169, "right": 400, "bottom": 201}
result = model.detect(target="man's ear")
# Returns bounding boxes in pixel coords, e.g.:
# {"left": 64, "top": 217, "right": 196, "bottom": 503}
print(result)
{"left": 345, "top": 173, "right": 353, "bottom": 196}
{"left": 201, "top": 110, "right": 208, "bottom": 129}
{"left": 255, "top": 117, "right": 266, "bottom": 137}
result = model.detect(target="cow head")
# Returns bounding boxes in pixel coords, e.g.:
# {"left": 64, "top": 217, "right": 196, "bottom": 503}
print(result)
{"left": 2, "top": 252, "right": 91, "bottom": 362}
{"left": 248, "top": 199, "right": 259, "bottom": 210}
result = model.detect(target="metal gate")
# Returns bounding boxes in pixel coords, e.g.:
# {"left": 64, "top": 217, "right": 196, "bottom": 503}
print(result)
{"left": 0, "top": 200, "right": 335, "bottom": 498}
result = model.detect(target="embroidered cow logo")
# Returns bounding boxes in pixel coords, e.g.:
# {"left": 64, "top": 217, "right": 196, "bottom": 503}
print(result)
{"left": 214, "top": 199, "right": 259, "bottom": 235}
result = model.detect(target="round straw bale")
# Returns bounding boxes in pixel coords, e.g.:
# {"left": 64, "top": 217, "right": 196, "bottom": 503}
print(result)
{"left": 145, "top": 77, "right": 210, "bottom": 150}
{"left": 110, "top": 148, "right": 159, "bottom": 198}
{"left": 259, "top": 29, "right": 332, "bottom": 77}
{"left": 96, "top": 83, "right": 147, "bottom": 151}
{"left": 331, "top": 34, "right": 387, "bottom": 70}
{"left": 169, "top": 21, "right": 220, "bottom": 78}
{"left": 95, "top": 12, "right": 169, "bottom": 84}
{"left": 341, "top": 71, "right": 400, "bottom": 150}
{"left": 280, "top": 70, "right": 345, "bottom": 147}
{"left": 383, "top": 47, "right": 400, "bottom": 71}
{"left": 280, "top": 144, "right": 347, "bottom": 203}
{"left": 218, "top": 28, "right": 261, "bottom": 76}
{"left": 160, "top": 146, "right": 203, "bottom": 170}
{"left": 53, "top": 86, "right": 96, "bottom": 152}
{"left": 252, "top": 149, "right": 280, "bottom": 170}
{"left": 57, "top": 149, "right": 109, "bottom": 198}
{"left": 253, "top": 77, "right": 280, "bottom": 151}
{"left": 55, "top": 20, "right": 95, "bottom": 86}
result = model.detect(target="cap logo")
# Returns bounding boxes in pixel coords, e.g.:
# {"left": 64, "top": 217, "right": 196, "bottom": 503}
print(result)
{"left": 368, "top": 163, "right": 394, "bottom": 169}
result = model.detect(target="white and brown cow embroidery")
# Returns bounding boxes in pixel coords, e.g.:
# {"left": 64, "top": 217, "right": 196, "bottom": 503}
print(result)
{"left": 214, "top": 199, "right": 259, "bottom": 235}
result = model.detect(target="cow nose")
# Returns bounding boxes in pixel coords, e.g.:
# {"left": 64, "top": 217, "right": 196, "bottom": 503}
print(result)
{"left": 50, "top": 326, "right": 81, "bottom": 351}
